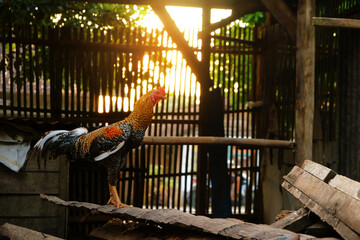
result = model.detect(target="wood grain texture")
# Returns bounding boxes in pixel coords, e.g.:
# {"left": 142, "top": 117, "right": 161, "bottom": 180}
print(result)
{"left": 283, "top": 165, "right": 360, "bottom": 239}
{"left": 282, "top": 181, "right": 360, "bottom": 240}
{"left": 301, "top": 159, "right": 336, "bottom": 182}
{"left": 40, "top": 194, "right": 314, "bottom": 240}
{"left": 313, "top": 17, "right": 360, "bottom": 29}
{"left": 0, "top": 195, "right": 58, "bottom": 217}
{"left": 329, "top": 175, "right": 360, "bottom": 201}
{"left": 0, "top": 172, "right": 59, "bottom": 194}
{"left": 295, "top": 0, "right": 315, "bottom": 165}
{"left": 271, "top": 208, "right": 314, "bottom": 232}
{"left": 0, "top": 222, "right": 63, "bottom": 240}
{"left": 0, "top": 218, "right": 60, "bottom": 237}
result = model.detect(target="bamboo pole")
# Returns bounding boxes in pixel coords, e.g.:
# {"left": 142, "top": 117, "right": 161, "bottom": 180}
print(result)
{"left": 143, "top": 136, "right": 295, "bottom": 149}
{"left": 313, "top": 17, "right": 360, "bottom": 29}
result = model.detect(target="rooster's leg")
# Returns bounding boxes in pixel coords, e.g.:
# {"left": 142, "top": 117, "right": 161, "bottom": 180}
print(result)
{"left": 107, "top": 183, "right": 128, "bottom": 208}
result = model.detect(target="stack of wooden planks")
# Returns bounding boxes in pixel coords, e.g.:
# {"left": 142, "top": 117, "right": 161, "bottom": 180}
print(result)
{"left": 282, "top": 160, "right": 360, "bottom": 240}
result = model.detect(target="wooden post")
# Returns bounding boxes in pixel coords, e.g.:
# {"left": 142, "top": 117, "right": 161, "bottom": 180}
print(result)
{"left": 196, "top": 5, "right": 211, "bottom": 216}
{"left": 295, "top": 0, "right": 315, "bottom": 165}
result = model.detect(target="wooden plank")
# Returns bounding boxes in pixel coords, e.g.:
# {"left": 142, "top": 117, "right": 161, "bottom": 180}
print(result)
{"left": 295, "top": 0, "right": 315, "bottom": 165}
{"left": 0, "top": 195, "right": 58, "bottom": 217}
{"left": 271, "top": 208, "right": 315, "bottom": 232}
{"left": 57, "top": 155, "right": 68, "bottom": 238}
{"left": 18, "top": 155, "right": 59, "bottom": 172}
{"left": 284, "top": 166, "right": 360, "bottom": 235}
{"left": 73, "top": 0, "right": 243, "bottom": 8}
{"left": 0, "top": 172, "right": 59, "bottom": 194}
{"left": 313, "top": 17, "right": 360, "bottom": 29}
{"left": 40, "top": 194, "right": 314, "bottom": 240}
{"left": 282, "top": 181, "right": 360, "bottom": 240}
{"left": 143, "top": 136, "right": 295, "bottom": 148}
{"left": 0, "top": 218, "right": 60, "bottom": 238}
{"left": 329, "top": 175, "right": 360, "bottom": 201}
{"left": 0, "top": 223, "right": 63, "bottom": 240}
{"left": 301, "top": 159, "right": 336, "bottom": 183}
{"left": 260, "top": 0, "right": 297, "bottom": 42}
{"left": 198, "top": 0, "right": 263, "bottom": 39}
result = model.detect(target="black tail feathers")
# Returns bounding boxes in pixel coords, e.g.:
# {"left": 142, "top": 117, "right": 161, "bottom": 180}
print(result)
{"left": 26, "top": 127, "right": 88, "bottom": 168}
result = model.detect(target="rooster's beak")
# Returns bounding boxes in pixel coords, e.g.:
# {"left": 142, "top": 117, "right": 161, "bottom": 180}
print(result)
{"left": 163, "top": 94, "right": 167, "bottom": 100}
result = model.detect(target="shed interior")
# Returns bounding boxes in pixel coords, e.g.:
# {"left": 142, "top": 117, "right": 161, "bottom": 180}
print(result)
{"left": 0, "top": 0, "right": 359, "bottom": 238}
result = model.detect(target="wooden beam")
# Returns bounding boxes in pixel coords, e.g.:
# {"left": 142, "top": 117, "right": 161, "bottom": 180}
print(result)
{"left": 143, "top": 136, "right": 295, "bottom": 148}
{"left": 73, "top": 0, "right": 241, "bottom": 8}
{"left": 150, "top": 4, "right": 203, "bottom": 80}
{"left": 260, "top": 0, "right": 297, "bottom": 42}
{"left": 295, "top": 0, "right": 315, "bottom": 165}
{"left": 40, "top": 194, "right": 315, "bottom": 239}
{"left": 313, "top": 17, "right": 360, "bottom": 29}
{"left": 198, "top": 0, "right": 263, "bottom": 38}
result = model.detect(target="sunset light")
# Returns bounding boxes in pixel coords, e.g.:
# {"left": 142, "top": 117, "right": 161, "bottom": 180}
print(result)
{"left": 98, "top": 7, "right": 239, "bottom": 113}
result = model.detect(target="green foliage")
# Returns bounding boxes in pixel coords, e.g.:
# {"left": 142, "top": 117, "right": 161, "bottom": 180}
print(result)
{"left": 241, "top": 12, "right": 266, "bottom": 26}
{"left": 0, "top": 0, "right": 151, "bottom": 87}
{"left": 0, "top": 0, "right": 150, "bottom": 28}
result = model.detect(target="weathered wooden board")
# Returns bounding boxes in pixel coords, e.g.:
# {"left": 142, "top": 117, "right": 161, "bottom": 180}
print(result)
{"left": 282, "top": 181, "right": 359, "bottom": 240}
{"left": 301, "top": 160, "right": 336, "bottom": 182}
{"left": 0, "top": 223, "right": 63, "bottom": 240}
{"left": 24, "top": 156, "right": 60, "bottom": 172}
{"left": 283, "top": 166, "right": 360, "bottom": 239}
{"left": 284, "top": 166, "right": 360, "bottom": 233}
{"left": 0, "top": 155, "right": 67, "bottom": 238}
{"left": 329, "top": 175, "right": 360, "bottom": 201}
{"left": 0, "top": 158, "right": 59, "bottom": 172}
{"left": 0, "top": 195, "right": 59, "bottom": 217}
{"left": 0, "top": 217, "right": 60, "bottom": 236}
{"left": 301, "top": 160, "right": 360, "bottom": 201}
{"left": 0, "top": 172, "right": 59, "bottom": 194}
{"left": 271, "top": 207, "right": 314, "bottom": 232}
{"left": 40, "top": 194, "right": 314, "bottom": 240}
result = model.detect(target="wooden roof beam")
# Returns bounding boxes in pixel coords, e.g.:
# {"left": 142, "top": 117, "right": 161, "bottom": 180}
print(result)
{"left": 150, "top": 3, "right": 203, "bottom": 80}
{"left": 198, "top": 0, "right": 263, "bottom": 39}
{"left": 260, "top": 0, "right": 297, "bottom": 42}
{"left": 313, "top": 17, "right": 360, "bottom": 29}
{"left": 74, "top": 0, "right": 241, "bottom": 9}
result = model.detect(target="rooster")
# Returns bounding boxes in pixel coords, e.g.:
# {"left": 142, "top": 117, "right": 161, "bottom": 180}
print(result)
{"left": 27, "top": 87, "right": 166, "bottom": 208}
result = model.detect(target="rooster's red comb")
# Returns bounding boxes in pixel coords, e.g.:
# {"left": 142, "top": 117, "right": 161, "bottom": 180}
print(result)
{"left": 158, "top": 87, "right": 165, "bottom": 94}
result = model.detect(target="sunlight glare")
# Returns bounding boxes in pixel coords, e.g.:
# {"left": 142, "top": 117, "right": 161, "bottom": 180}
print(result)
{"left": 98, "top": 7, "right": 233, "bottom": 114}
{"left": 140, "top": 7, "right": 232, "bottom": 30}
